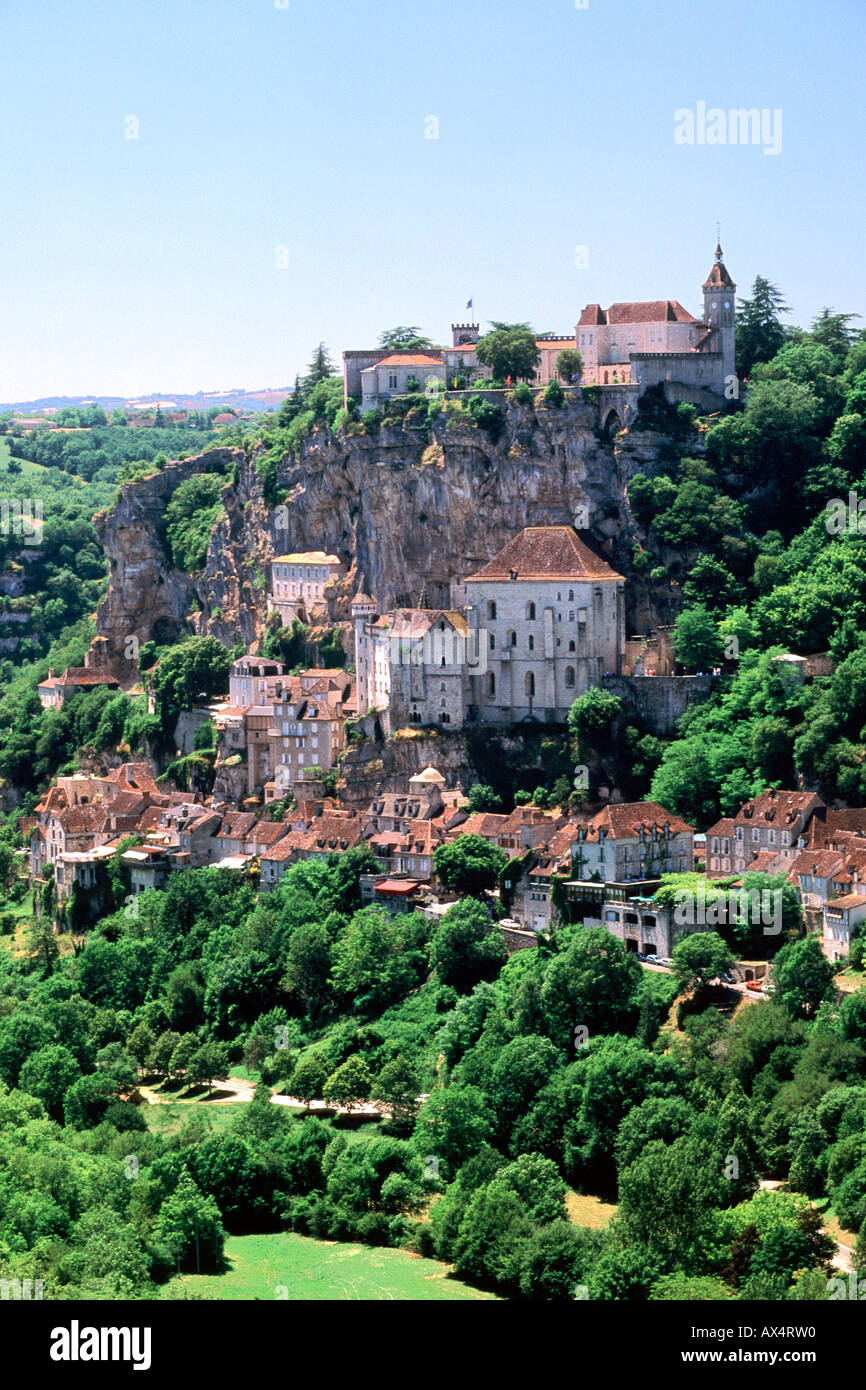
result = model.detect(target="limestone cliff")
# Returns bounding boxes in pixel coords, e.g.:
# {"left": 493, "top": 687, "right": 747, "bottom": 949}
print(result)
{"left": 91, "top": 398, "right": 684, "bottom": 678}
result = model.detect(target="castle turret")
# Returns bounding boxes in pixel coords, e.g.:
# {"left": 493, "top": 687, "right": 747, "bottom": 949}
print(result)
{"left": 702, "top": 242, "right": 737, "bottom": 386}
{"left": 351, "top": 581, "right": 378, "bottom": 716}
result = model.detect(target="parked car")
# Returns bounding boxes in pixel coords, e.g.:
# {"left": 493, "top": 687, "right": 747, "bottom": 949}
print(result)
{"left": 745, "top": 979, "right": 765, "bottom": 992}
{"left": 720, "top": 972, "right": 737, "bottom": 984}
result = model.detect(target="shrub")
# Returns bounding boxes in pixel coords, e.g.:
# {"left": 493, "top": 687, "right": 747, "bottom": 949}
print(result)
{"left": 512, "top": 383, "right": 535, "bottom": 406}
{"left": 543, "top": 379, "right": 565, "bottom": 407}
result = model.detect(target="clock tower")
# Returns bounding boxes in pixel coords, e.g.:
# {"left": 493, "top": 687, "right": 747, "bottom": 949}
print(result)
{"left": 702, "top": 241, "right": 737, "bottom": 387}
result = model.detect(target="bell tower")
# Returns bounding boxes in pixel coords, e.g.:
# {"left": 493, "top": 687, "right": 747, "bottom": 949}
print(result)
{"left": 702, "top": 240, "right": 737, "bottom": 386}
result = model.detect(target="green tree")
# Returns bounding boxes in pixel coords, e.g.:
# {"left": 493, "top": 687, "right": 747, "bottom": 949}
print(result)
{"left": 673, "top": 606, "right": 723, "bottom": 671}
{"left": 555, "top": 348, "right": 583, "bottom": 384}
{"left": 671, "top": 932, "right": 736, "bottom": 996}
{"left": 773, "top": 935, "right": 835, "bottom": 1019}
{"left": 378, "top": 327, "right": 435, "bottom": 352}
{"left": 322, "top": 1055, "right": 372, "bottom": 1111}
{"left": 428, "top": 899, "right": 507, "bottom": 992}
{"left": 433, "top": 835, "right": 508, "bottom": 897}
{"left": 157, "top": 1171, "right": 224, "bottom": 1272}
{"left": 736, "top": 276, "right": 791, "bottom": 377}
{"left": 412, "top": 1085, "right": 493, "bottom": 1177}
{"left": 19, "top": 1044, "right": 81, "bottom": 1121}
{"left": 476, "top": 325, "right": 540, "bottom": 383}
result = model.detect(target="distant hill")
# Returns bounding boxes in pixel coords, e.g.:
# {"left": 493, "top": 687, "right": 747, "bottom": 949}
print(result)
{"left": 0, "top": 385, "right": 294, "bottom": 414}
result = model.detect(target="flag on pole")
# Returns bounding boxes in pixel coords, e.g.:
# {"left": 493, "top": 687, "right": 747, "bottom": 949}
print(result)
{"left": 466, "top": 298, "right": 473, "bottom": 310}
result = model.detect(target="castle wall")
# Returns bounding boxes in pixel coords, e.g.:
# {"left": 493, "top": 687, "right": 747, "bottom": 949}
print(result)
{"left": 601, "top": 674, "right": 717, "bottom": 733}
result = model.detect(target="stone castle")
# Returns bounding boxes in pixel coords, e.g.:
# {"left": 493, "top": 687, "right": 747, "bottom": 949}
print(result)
{"left": 343, "top": 242, "right": 736, "bottom": 411}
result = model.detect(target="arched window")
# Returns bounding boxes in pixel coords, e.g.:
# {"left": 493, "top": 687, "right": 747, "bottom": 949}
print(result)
{"left": 487, "top": 671, "right": 496, "bottom": 697}
{"left": 568, "top": 589, "right": 574, "bottom": 601}
{"left": 568, "top": 640, "right": 575, "bottom": 652}
{"left": 526, "top": 601, "right": 536, "bottom": 621}
{"left": 508, "top": 630, "right": 517, "bottom": 647}
{"left": 525, "top": 671, "right": 535, "bottom": 698}
{"left": 568, "top": 611, "right": 574, "bottom": 622}
{"left": 489, "top": 632, "right": 495, "bottom": 650}
{"left": 528, "top": 634, "right": 535, "bottom": 651}
{"left": 487, "top": 601, "right": 497, "bottom": 620}
{"left": 440, "top": 682, "right": 446, "bottom": 691}
{"left": 441, "top": 698, "right": 447, "bottom": 707}
{"left": 565, "top": 666, "right": 575, "bottom": 688}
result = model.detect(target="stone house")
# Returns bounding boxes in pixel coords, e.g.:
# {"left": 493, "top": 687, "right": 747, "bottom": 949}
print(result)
{"left": 570, "top": 802, "right": 695, "bottom": 883}
{"left": 353, "top": 601, "right": 475, "bottom": 731}
{"left": 822, "top": 894, "right": 866, "bottom": 962}
{"left": 229, "top": 657, "right": 285, "bottom": 711}
{"left": 37, "top": 666, "right": 119, "bottom": 711}
{"left": 706, "top": 790, "right": 824, "bottom": 879}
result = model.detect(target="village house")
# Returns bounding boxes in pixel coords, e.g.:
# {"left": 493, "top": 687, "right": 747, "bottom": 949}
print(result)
{"left": 266, "top": 668, "right": 354, "bottom": 801}
{"left": 37, "top": 666, "right": 120, "bottom": 710}
{"left": 352, "top": 597, "right": 474, "bottom": 732}
{"left": 705, "top": 790, "right": 824, "bottom": 879}
{"left": 258, "top": 809, "right": 362, "bottom": 889}
{"left": 822, "top": 894, "right": 866, "bottom": 963}
{"left": 229, "top": 657, "right": 286, "bottom": 710}
{"left": 570, "top": 802, "right": 695, "bottom": 883}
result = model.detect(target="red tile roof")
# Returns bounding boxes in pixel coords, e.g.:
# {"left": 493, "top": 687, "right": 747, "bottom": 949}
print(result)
{"left": 375, "top": 354, "right": 443, "bottom": 368}
{"left": 578, "top": 300, "right": 699, "bottom": 326}
{"left": 465, "top": 526, "right": 624, "bottom": 584}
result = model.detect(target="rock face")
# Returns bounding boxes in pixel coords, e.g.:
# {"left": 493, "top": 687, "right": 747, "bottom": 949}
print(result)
{"left": 92, "top": 399, "right": 682, "bottom": 678}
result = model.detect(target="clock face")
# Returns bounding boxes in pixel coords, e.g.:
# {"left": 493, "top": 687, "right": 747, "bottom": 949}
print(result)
{"left": 711, "top": 301, "right": 718, "bottom": 309}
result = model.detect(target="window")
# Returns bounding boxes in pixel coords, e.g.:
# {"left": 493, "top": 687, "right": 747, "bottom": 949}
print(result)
{"left": 568, "top": 640, "right": 575, "bottom": 652}
{"left": 528, "top": 635, "right": 534, "bottom": 651}
{"left": 489, "top": 632, "right": 495, "bottom": 650}
{"left": 509, "top": 630, "right": 516, "bottom": 647}
{"left": 526, "top": 601, "right": 536, "bottom": 621}
{"left": 388, "top": 373, "right": 398, "bottom": 389}
{"left": 487, "top": 601, "right": 497, "bottom": 620}
{"left": 565, "top": 666, "right": 575, "bottom": 688}
{"left": 487, "top": 672, "right": 496, "bottom": 697}
{"left": 525, "top": 671, "right": 535, "bottom": 698}
{"left": 568, "top": 589, "right": 574, "bottom": 601}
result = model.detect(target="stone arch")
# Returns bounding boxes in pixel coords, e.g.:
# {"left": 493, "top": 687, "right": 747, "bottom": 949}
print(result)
{"left": 602, "top": 408, "right": 622, "bottom": 440}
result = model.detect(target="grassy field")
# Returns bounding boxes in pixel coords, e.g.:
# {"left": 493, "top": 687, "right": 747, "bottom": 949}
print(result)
{"left": 144, "top": 1099, "right": 251, "bottom": 1137}
{"left": 565, "top": 1190, "right": 617, "bottom": 1229}
{"left": 160, "top": 1231, "right": 497, "bottom": 1301}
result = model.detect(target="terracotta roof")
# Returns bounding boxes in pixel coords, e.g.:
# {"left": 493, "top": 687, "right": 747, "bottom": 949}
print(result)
{"left": 247, "top": 821, "right": 289, "bottom": 846}
{"left": 578, "top": 300, "right": 699, "bottom": 326}
{"left": 702, "top": 259, "right": 736, "bottom": 290}
{"left": 580, "top": 801, "right": 694, "bottom": 841}
{"left": 374, "top": 879, "right": 419, "bottom": 895}
{"left": 372, "top": 608, "right": 469, "bottom": 638}
{"left": 825, "top": 894, "right": 866, "bottom": 910}
{"left": 733, "top": 791, "right": 820, "bottom": 827}
{"left": 705, "top": 818, "right": 736, "bottom": 840}
{"left": 374, "top": 354, "right": 443, "bottom": 368}
{"left": 217, "top": 812, "right": 258, "bottom": 839}
{"left": 465, "top": 527, "right": 624, "bottom": 583}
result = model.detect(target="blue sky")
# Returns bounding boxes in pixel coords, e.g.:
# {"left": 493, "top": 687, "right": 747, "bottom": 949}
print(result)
{"left": 1, "top": 0, "right": 863, "bottom": 401}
